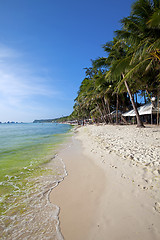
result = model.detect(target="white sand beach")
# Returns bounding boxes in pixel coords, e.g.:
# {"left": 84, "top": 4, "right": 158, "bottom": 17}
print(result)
{"left": 50, "top": 124, "right": 160, "bottom": 240}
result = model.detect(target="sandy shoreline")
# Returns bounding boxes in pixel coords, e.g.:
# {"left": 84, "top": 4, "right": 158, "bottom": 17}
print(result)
{"left": 50, "top": 125, "right": 160, "bottom": 240}
{"left": 50, "top": 136, "right": 106, "bottom": 240}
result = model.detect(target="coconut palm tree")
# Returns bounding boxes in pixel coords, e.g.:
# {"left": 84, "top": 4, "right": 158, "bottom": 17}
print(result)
{"left": 111, "top": 0, "right": 160, "bottom": 126}
{"left": 71, "top": 0, "right": 159, "bottom": 126}
{"left": 116, "top": 0, "right": 160, "bottom": 90}
{"left": 103, "top": 37, "right": 145, "bottom": 127}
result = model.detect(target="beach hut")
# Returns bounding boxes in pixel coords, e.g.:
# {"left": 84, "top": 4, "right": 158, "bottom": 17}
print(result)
{"left": 122, "top": 102, "right": 160, "bottom": 124}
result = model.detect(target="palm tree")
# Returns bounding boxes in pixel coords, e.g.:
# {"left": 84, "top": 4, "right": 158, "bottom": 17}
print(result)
{"left": 116, "top": 0, "right": 160, "bottom": 90}
{"left": 71, "top": 0, "right": 159, "bottom": 126}
{"left": 103, "top": 37, "right": 145, "bottom": 127}
{"left": 113, "top": 0, "right": 160, "bottom": 126}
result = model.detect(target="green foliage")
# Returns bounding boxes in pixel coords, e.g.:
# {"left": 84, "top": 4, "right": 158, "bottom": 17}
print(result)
{"left": 38, "top": 0, "right": 159, "bottom": 124}
{"left": 70, "top": 0, "right": 160, "bottom": 124}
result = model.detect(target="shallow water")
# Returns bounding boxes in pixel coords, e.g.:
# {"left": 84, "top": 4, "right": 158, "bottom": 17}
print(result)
{"left": 0, "top": 123, "right": 72, "bottom": 239}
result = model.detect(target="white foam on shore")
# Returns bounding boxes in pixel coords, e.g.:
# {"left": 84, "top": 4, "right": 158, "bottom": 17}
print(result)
{"left": 0, "top": 151, "right": 69, "bottom": 240}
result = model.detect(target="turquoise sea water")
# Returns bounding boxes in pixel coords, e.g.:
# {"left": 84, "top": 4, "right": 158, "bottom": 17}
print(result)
{"left": 0, "top": 123, "right": 72, "bottom": 239}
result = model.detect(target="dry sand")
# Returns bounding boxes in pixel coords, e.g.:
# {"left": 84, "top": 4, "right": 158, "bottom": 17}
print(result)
{"left": 50, "top": 125, "right": 160, "bottom": 240}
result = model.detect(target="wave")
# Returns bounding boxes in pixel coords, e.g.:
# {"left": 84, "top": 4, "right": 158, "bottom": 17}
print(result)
{"left": 0, "top": 123, "right": 72, "bottom": 239}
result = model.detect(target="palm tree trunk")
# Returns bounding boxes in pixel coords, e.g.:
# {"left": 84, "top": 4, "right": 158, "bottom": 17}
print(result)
{"left": 104, "top": 97, "right": 112, "bottom": 123}
{"left": 101, "top": 97, "right": 108, "bottom": 123}
{"left": 116, "top": 93, "right": 119, "bottom": 124}
{"left": 143, "top": 91, "right": 147, "bottom": 104}
{"left": 122, "top": 74, "right": 144, "bottom": 127}
{"left": 121, "top": 115, "right": 128, "bottom": 124}
{"left": 157, "top": 92, "right": 159, "bottom": 125}
{"left": 135, "top": 93, "right": 138, "bottom": 106}
{"left": 97, "top": 102, "right": 106, "bottom": 123}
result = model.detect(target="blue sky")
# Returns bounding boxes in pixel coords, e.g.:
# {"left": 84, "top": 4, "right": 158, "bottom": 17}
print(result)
{"left": 0, "top": 0, "right": 135, "bottom": 122}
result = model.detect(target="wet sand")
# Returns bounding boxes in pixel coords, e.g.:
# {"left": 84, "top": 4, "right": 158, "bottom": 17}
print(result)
{"left": 50, "top": 125, "right": 160, "bottom": 240}
{"left": 50, "top": 137, "right": 106, "bottom": 240}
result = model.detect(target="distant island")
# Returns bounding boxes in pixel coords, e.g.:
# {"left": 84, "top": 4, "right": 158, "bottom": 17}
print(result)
{"left": 33, "top": 116, "right": 69, "bottom": 123}
{"left": 0, "top": 121, "right": 23, "bottom": 124}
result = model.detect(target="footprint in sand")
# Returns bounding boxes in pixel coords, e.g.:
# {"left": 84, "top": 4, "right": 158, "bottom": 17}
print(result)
{"left": 155, "top": 202, "right": 160, "bottom": 213}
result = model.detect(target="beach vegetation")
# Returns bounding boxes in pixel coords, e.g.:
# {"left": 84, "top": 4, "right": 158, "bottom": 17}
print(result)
{"left": 69, "top": 0, "right": 160, "bottom": 126}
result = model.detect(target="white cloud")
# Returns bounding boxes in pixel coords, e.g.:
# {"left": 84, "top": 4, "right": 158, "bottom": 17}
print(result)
{"left": 0, "top": 44, "right": 60, "bottom": 122}
{"left": 0, "top": 43, "right": 20, "bottom": 59}
{"left": 0, "top": 71, "right": 57, "bottom": 99}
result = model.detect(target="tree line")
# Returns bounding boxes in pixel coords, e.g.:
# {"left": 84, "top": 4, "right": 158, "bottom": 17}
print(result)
{"left": 68, "top": 0, "right": 160, "bottom": 127}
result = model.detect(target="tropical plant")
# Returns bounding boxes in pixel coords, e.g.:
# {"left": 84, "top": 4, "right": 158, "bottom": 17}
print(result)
{"left": 70, "top": 0, "right": 160, "bottom": 126}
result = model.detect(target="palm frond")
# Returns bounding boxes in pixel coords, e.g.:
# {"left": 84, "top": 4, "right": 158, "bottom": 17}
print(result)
{"left": 131, "top": 0, "right": 153, "bottom": 20}
{"left": 147, "top": 9, "right": 160, "bottom": 29}
{"left": 111, "top": 56, "right": 131, "bottom": 78}
{"left": 117, "top": 57, "right": 152, "bottom": 88}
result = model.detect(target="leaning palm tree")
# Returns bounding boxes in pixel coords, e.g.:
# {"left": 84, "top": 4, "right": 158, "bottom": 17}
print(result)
{"left": 104, "top": 38, "right": 145, "bottom": 127}
{"left": 113, "top": 0, "right": 160, "bottom": 126}
{"left": 72, "top": 0, "right": 160, "bottom": 126}
{"left": 116, "top": 0, "right": 160, "bottom": 91}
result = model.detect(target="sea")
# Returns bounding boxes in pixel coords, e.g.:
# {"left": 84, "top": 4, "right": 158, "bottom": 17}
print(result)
{"left": 0, "top": 123, "right": 72, "bottom": 240}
